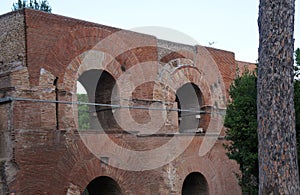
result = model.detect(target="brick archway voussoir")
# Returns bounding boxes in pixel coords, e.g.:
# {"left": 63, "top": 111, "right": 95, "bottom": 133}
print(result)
{"left": 67, "top": 157, "right": 126, "bottom": 194}
{"left": 175, "top": 156, "right": 222, "bottom": 195}
{"left": 170, "top": 67, "right": 212, "bottom": 106}
{"left": 60, "top": 50, "right": 122, "bottom": 93}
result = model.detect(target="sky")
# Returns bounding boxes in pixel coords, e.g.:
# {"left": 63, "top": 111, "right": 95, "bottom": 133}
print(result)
{"left": 0, "top": 0, "right": 299, "bottom": 63}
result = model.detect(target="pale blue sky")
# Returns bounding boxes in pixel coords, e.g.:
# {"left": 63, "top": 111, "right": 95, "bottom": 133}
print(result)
{"left": 1, "top": 0, "right": 299, "bottom": 63}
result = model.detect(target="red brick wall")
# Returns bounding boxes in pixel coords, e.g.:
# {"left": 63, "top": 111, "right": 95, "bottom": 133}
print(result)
{"left": 236, "top": 60, "right": 257, "bottom": 76}
{"left": 205, "top": 47, "right": 236, "bottom": 101}
{"left": 0, "top": 9, "right": 242, "bottom": 195}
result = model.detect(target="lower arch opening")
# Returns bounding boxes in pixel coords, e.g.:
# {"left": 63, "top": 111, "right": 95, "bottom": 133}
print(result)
{"left": 83, "top": 176, "right": 122, "bottom": 195}
{"left": 182, "top": 172, "right": 209, "bottom": 195}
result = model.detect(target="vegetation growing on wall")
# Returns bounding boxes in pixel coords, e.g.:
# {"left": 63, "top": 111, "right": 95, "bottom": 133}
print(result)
{"left": 77, "top": 94, "right": 90, "bottom": 130}
{"left": 12, "top": 0, "right": 52, "bottom": 13}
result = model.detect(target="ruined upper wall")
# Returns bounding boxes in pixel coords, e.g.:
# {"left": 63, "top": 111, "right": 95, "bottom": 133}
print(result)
{"left": 205, "top": 47, "right": 236, "bottom": 100}
{"left": 23, "top": 8, "right": 119, "bottom": 86}
{"left": 0, "top": 10, "right": 26, "bottom": 76}
{"left": 23, "top": 9, "right": 160, "bottom": 88}
{"left": 236, "top": 60, "right": 257, "bottom": 76}
{"left": 0, "top": 9, "right": 240, "bottom": 90}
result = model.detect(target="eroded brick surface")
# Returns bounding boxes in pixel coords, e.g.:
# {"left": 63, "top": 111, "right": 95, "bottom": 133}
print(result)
{"left": 0, "top": 8, "right": 254, "bottom": 195}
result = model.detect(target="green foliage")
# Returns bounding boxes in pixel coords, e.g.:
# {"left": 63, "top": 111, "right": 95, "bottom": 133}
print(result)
{"left": 224, "top": 71, "right": 258, "bottom": 194}
{"left": 12, "top": 0, "right": 52, "bottom": 13}
{"left": 82, "top": 188, "right": 90, "bottom": 195}
{"left": 77, "top": 94, "right": 90, "bottom": 130}
{"left": 224, "top": 48, "right": 300, "bottom": 194}
{"left": 295, "top": 48, "right": 300, "bottom": 78}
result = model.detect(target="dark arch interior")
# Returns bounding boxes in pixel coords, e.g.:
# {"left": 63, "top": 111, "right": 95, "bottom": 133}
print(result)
{"left": 77, "top": 69, "right": 120, "bottom": 131}
{"left": 175, "top": 83, "right": 203, "bottom": 132}
{"left": 95, "top": 71, "right": 120, "bottom": 130}
{"left": 83, "top": 176, "right": 122, "bottom": 195}
{"left": 182, "top": 172, "right": 209, "bottom": 195}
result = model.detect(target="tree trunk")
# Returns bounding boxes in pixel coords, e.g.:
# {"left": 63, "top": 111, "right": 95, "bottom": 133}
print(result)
{"left": 258, "top": 0, "right": 299, "bottom": 194}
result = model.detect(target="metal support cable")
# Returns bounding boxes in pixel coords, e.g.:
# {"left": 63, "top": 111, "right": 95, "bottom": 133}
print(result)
{"left": 0, "top": 97, "right": 226, "bottom": 115}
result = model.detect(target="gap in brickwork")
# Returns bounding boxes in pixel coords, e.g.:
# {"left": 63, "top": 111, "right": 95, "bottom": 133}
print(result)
{"left": 54, "top": 77, "right": 59, "bottom": 130}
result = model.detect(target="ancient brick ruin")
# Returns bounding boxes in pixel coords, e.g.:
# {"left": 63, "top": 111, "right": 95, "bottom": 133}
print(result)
{"left": 0, "top": 9, "right": 255, "bottom": 195}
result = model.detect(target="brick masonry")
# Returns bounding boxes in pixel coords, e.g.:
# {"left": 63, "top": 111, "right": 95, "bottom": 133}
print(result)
{"left": 0, "top": 8, "right": 255, "bottom": 195}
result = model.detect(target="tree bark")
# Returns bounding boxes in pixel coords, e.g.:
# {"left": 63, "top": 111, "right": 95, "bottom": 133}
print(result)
{"left": 258, "top": 0, "right": 299, "bottom": 194}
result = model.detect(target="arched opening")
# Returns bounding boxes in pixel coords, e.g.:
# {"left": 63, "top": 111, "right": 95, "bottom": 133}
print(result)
{"left": 82, "top": 176, "right": 122, "bottom": 195}
{"left": 95, "top": 71, "right": 120, "bottom": 131}
{"left": 182, "top": 172, "right": 209, "bottom": 195}
{"left": 77, "top": 69, "right": 120, "bottom": 131}
{"left": 175, "top": 83, "right": 204, "bottom": 133}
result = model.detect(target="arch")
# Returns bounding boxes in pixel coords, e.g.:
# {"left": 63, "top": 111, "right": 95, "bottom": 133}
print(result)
{"left": 83, "top": 176, "right": 122, "bottom": 195}
{"left": 77, "top": 69, "right": 120, "bottom": 131}
{"left": 182, "top": 172, "right": 209, "bottom": 195}
{"left": 175, "top": 82, "right": 204, "bottom": 133}
{"left": 157, "top": 65, "right": 212, "bottom": 106}
{"left": 153, "top": 64, "right": 213, "bottom": 133}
